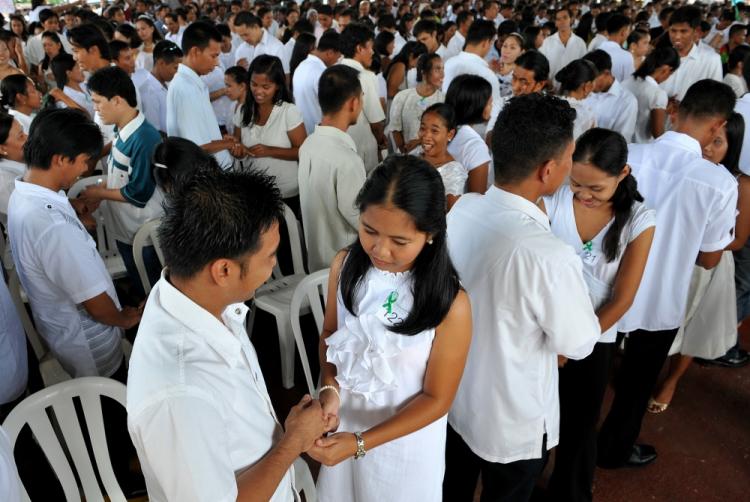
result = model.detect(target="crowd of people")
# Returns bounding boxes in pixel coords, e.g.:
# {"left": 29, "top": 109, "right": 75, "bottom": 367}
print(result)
{"left": 0, "top": 0, "right": 748, "bottom": 501}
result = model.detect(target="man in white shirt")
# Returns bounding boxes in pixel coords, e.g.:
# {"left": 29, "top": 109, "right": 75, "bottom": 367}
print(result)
{"left": 293, "top": 30, "right": 341, "bottom": 135}
{"left": 24, "top": 9, "right": 72, "bottom": 68}
{"left": 482, "top": 0, "right": 500, "bottom": 27}
{"left": 234, "top": 11, "right": 289, "bottom": 74}
{"left": 298, "top": 65, "right": 366, "bottom": 271}
{"left": 406, "top": 19, "right": 449, "bottom": 87}
{"left": 444, "top": 11, "right": 473, "bottom": 60}
{"left": 597, "top": 80, "right": 738, "bottom": 469}
{"left": 314, "top": 4, "right": 335, "bottom": 40}
{"left": 166, "top": 22, "right": 238, "bottom": 170}
{"left": 339, "top": 23, "right": 386, "bottom": 173}
{"left": 443, "top": 20, "right": 502, "bottom": 132}
{"left": 281, "top": 19, "right": 314, "bottom": 74}
{"left": 8, "top": 108, "right": 141, "bottom": 380}
{"left": 163, "top": 12, "right": 185, "bottom": 49}
{"left": 443, "top": 93, "right": 600, "bottom": 500}
{"left": 540, "top": 8, "right": 587, "bottom": 84}
{"left": 140, "top": 40, "right": 183, "bottom": 134}
{"left": 599, "top": 13, "right": 634, "bottom": 82}
{"left": 127, "top": 168, "right": 329, "bottom": 502}
{"left": 660, "top": 6, "right": 723, "bottom": 103}
{"left": 587, "top": 11, "right": 609, "bottom": 52}
{"left": 583, "top": 50, "right": 637, "bottom": 140}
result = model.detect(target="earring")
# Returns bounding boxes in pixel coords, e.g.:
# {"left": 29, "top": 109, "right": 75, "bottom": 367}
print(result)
{"left": 428, "top": 239, "right": 434, "bottom": 245}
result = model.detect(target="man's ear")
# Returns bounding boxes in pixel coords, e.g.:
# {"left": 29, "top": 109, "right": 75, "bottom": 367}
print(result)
{"left": 538, "top": 158, "right": 555, "bottom": 184}
{"left": 208, "top": 258, "right": 234, "bottom": 287}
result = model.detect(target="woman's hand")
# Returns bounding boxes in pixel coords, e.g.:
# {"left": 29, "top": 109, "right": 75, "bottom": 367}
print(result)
{"left": 246, "top": 144, "right": 270, "bottom": 157}
{"left": 307, "top": 432, "right": 357, "bottom": 467}
{"left": 318, "top": 388, "right": 341, "bottom": 433}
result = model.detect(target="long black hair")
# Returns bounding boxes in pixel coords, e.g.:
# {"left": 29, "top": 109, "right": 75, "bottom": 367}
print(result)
{"left": 0, "top": 74, "right": 30, "bottom": 110}
{"left": 721, "top": 111, "right": 745, "bottom": 176}
{"left": 340, "top": 155, "right": 461, "bottom": 336}
{"left": 241, "top": 55, "right": 292, "bottom": 128}
{"left": 633, "top": 46, "right": 680, "bottom": 80}
{"left": 289, "top": 32, "right": 316, "bottom": 83}
{"left": 384, "top": 41, "right": 427, "bottom": 80}
{"left": 573, "top": 128, "right": 643, "bottom": 262}
{"left": 555, "top": 59, "right": 598, "bottom": 94}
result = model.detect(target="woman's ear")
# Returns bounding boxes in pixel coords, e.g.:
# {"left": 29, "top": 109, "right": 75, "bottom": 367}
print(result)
{"left": 619, "top": 163, "right": 631, "bottom": 181}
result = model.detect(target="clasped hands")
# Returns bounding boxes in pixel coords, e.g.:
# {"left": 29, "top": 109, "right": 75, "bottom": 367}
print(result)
{"left": 229, "top": 140, "right": 271, "bottom": 159}
{"left": 283, "top": 390, "right": 356, "bottom": 467}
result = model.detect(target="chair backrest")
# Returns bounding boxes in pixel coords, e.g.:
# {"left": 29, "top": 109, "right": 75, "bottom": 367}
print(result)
{"left": 68, "top": 176, "right": 120, "bottom": 260}
{"left": 272, "top": 203, "right": 306, "bottom": 279}
{"left": 293, "top": 457, "right": 317, "bottom": 502}
{"left": 290, "top": 269, "right": 330, "bottom": 394}
{"left": 2, "top": 377, "right": 128, "bottom": 502}
{"left": 7, "top": 270, "right": 46, "bottom": 361}
{"left": 132, "top": 217, "right": 164, "bottom": 295}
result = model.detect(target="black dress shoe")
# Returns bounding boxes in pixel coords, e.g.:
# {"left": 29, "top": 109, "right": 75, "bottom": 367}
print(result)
{"left": 625, "top": 444, "right": 657, "bottom": 467}
{"left": 707, "top": 348, "right": 749, "bottom": 368}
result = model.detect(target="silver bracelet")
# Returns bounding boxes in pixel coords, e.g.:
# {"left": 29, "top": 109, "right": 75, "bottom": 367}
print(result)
{"left": 318, "top": 385, "right": 340, "bottom": 401}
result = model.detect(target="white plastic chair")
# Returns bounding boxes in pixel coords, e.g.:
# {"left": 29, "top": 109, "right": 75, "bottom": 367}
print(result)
{"left": 1, "top": 377, "right": 128, "bottom": 502}
{"left": 294, "top": 457, "right": 317, "bottom": 502}
{"left": 252, "top": 203, "right": 309, "bottom": 389}
{"left": 132, "top": 217, "right": 164, "bottom": 295}
{"left": 7, "top": 270, "right": 71, "bottom": 387}
{"left": 68, "top": 176, "right": 127, "bottom": 280}
{"left": 289, "top": 269, "right": 330, "bottom": 396}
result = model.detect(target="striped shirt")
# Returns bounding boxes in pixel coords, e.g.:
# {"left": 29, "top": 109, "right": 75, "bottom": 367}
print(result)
{"left": 107, "top": 112, "right": 163, "bottom": 243}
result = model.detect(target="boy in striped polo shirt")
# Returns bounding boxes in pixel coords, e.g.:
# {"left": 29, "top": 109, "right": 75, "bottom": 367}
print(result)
{"left": 81, "top": 66, "right": 164, "bottom": 297}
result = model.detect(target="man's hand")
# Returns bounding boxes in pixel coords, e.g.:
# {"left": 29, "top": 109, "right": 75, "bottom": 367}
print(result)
{"left": 282, "top": 395, "right": 327, "bottom": 454}
{"left": 307, "top": 432, "right": 358, "bottom": 467}
{"left": 557, "top": 355, "right": 568, "bottom": 368}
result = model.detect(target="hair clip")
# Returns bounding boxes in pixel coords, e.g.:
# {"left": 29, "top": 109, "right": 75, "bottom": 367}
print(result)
{"left": 154, "top": 162, "right": 168, "bottom": 169}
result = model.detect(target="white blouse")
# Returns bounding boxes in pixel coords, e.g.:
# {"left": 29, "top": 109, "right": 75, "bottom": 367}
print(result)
{"left": 135, "top": 49, "right": 154, "bottom": 72}
{"left": 543, "top": 184, "right": 656, "bottom": 342}
{"left": 622, "top": 76, "right": 668, "bottom": 144}
{"left": 563, "top": 96, "right": 596, "bottom": 140}
{"left": 387, "top": 88, "right": 445, "bottom": 149}
{"left": 234, "top": 101, "right": 304, "bottom": 198}
{"left": 437, "top": 160, "right": 468, "bottom": 197}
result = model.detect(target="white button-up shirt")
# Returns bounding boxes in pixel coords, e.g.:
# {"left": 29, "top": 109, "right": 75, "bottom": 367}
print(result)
{"left": 599, "top": 40, "right": 635, "bottom": 82}
{"left": 127, "top": 275, "right": 297, "bottom": 502}
{"left": 298, "top": 125, "right": 365, "bottom": 271}
{"left": 235, "top": 29, "right": 289, "bottom": 73}
{"left": 0, "top": 277, "right": 27, "bottom": 405}
{"left": 447, "top": 186, "right": 600, "bottom": 463}
{"left": 587, "top": 33, "right": 607, "bottom": 52}
{"left": 444, "top": 31, "right": 465, "bottom": 60}
{"left": 7, "top": 180, "right": 124, "bottom": 378}
{"left": 619, "top": 132, "right": 738, "bottom": 332}
{"left": 339, "top": 58, "right": 386, "bottom": 173}
{"left": 164, "top": 26, "right": 185, "bottom": 49}
{"left": 443, "top": 51, "right": 502, "bottom": 129}
{"left": 167, "top": 63, "right": 232, "bottom": 169}
{"left": 584, "top": 79, "right": 638, "bottom": 140}
{"left": 622, "top": 75, "right": 668, "bottom": 144}
{"left": 0, "top": 159, "right": 24, "bottom": 224}
{"left": 292, "top": 54, "right": 326, "bottom": 135}
{"left": 735, "top": 94, "right": 750, "bottom": 176}
{"left": 139, "top": 72, "right": 168, "bottom": 133}
{"left": 539, "top": 31, "right": 587, "bottom": 84}
{"left": 660, "top": 43, "right": 722, "bottom": 101}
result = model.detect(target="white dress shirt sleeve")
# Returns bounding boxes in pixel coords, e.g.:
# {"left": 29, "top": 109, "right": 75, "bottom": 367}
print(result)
{"left": 140, "top": 83, "right": 163, "bottom": 133}
{"left": 335, "top": 162, "right": 366, "bottom": 230}
{"left": 612, "top": 94, "right": 638, "bottom": 142}
{"left": 536, "top": 253, "right": 600, "bottom": 360}
{"left": 129, "top": 393, "right": 239, "bottom": 502}
{"left": 700, "top": 186, "right": 738, "bottom": 252}
{"left": 361, "top": 73, "right": 386, "bottom": 125}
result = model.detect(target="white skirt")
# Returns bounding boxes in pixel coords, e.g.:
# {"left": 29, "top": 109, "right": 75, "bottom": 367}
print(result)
{"left": 670, "top": 251, "right": 737, "bottom": 358}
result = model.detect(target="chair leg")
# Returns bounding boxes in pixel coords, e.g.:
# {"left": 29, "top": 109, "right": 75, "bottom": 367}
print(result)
{"left": 276, "top": 315, "right": 295, "bottom": 389}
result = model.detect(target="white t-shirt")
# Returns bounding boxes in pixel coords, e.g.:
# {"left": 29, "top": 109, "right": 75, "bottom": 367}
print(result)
{"left": 622, "top": 76, "right": 668, "bottom": 144}
{"left": 539, "top": 31, "right": 587, "bottom": 85}
{"left": 447, "top": 125, "right": 491, "bottom": 173}
{"left": 234, "top": 101, "right": 304, "bottom": 198}
{"left": 544, "top": 184, "right": 656, "bottom": 342}
{"left": 437, "top": 160, "right": 468, "bottom": 197}
{"left": 7, "top": 180, "right": 124, "bottom": 378}
{"left": 584, "top": 79, "right": 638, "bottom": 141}
{"left": 599, "top": 40, "right": 635, "bottom": 82}
{"left": 292, "top": 54, "right": 326, "bottom": 135}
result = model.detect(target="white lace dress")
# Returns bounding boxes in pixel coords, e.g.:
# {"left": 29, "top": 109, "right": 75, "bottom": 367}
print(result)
{"left": 316, "top": 267, "right": 445, "bottom": 502}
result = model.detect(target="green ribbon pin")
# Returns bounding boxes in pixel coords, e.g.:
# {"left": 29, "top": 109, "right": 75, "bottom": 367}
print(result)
{"left": 382, "top": 291, "right": 398, "bottom": 314}
{"left": 583, "top": 241, "right": 593, "bottom": 253}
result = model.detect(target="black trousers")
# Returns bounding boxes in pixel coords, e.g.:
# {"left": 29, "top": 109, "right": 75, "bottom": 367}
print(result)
{"left": 443, "top": 425, "right": 548, "bottom": 502}
{"left": 597, "top": 328, "right": 679, "bottom": 467}
{"left": 548, "top": 342, "right": 615, "bottom": 502}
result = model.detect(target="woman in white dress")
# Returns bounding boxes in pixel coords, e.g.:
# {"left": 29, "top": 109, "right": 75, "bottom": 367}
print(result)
{"left": 134, "top": 16, "right": 163, "bottom": 72}
{"left": 418, "top": 103, "right": 466, "bottom": 209}
{"left": 497, "top": 32, "right": 524, "bottom": 97}
{"left": 540, "top": 129, "right": 655, "bottom": 500}
{"left": 232, "top": 55, "right": 307, "bottom": 199}
{"left": 49, "top": 53, "right": 94, "bottom": 118}
{"left": 622, "top": 46, "right": 680, "bottom": 144}
{"left": 627, "top": 29, "right": 651, "bottom": 71}
{"left": 388, "top": 53, "right": 444, "bottom": 155}
{"left": 311, "top": 156, "right": 472, "bottom": 502}
{"left": 649, "top": 113, "right": 750, "bottom": 412}
{"left": 555, "top": 59, "right": 598, "bottom": 140}
{"left": 0, "top": 114, "right": 27, "bottom": 224}
{"left": 445, "top": 74, "right": 493, "bottom": 194}
{"left": 0, "top": 75, "right": 41, "bottom": 134}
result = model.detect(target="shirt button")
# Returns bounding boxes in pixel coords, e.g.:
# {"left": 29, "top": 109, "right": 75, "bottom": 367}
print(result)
{"left": 235, "top": 308, "right": 241, "bottom": 315}
{"left": 46, "top": 204, "right": 52, "bottom": 209}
